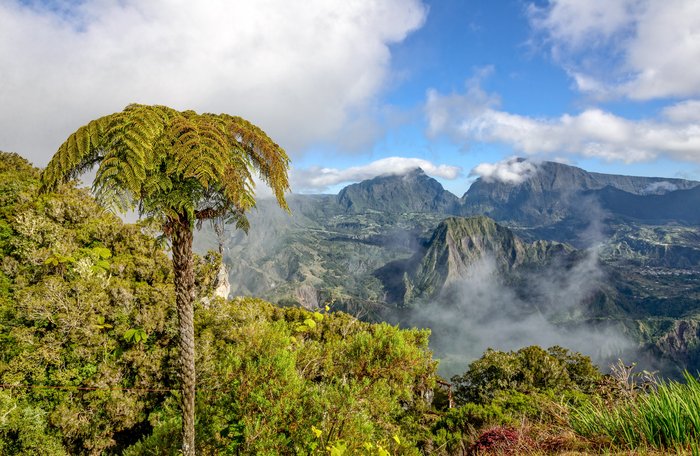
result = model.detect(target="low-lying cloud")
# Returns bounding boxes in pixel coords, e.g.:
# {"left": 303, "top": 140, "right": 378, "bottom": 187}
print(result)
{"left": 410, "top": 252, "right": 634, "bottom": 377}
{"left": 470, "top": 158, "right": 538, "bottom": 184}
{"left": 641, "top": 181, "right": 679, "bottom": 195}
{"left": 291, "top": 157, "right": 462, "bottom": 192}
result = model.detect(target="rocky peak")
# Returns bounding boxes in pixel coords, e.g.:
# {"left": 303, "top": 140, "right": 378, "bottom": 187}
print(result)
{"left": 337, "top": 168, "right": 460, "bottom": 214}
{"left": 405, "top": 216, "right": 572, "bottom": 304}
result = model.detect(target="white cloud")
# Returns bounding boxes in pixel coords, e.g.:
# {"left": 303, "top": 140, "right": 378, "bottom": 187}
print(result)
{"left": 426, "top": 82, "right": 700, "bottom": 163}
{"left": 641, "top": 181, "right": 679, "bottom": 195}
{"left": 661, "top": 100, "right": 700, "bottom": 123}
{"left": 470, "top": 158, "right": 538, "bottom": 184}
{"left": 0, "top": 0, "right": 426, "bottom": 164}
{"left": 291, "top": 157, "right": 462, "bottom": 192}
{"left": 426, "top": 65, "right": 498, "bottom": 138}
{"left": 529, "top": 0, "right": 700, "bottom": 100}
{"left": 529, "top": 0, "right": 638, "bottom": 50}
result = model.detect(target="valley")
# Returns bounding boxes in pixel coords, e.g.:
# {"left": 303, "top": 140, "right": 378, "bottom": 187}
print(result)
{"left": 195, "top": 160, "right": 700, "bottom": 376}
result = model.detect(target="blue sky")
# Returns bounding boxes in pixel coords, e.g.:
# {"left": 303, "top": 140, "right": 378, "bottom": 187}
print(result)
{"left": 2, "top": 0, "right": 700, "bottom": 196}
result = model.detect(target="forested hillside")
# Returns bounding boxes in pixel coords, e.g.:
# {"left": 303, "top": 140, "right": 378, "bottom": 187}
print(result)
{"left": 0, "top": 153, "right": 436, "bottom": 454}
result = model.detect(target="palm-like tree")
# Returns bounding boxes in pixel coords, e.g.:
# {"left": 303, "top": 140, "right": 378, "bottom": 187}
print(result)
{"left": 40, "top": 104, "right": 290, "bottom": 455}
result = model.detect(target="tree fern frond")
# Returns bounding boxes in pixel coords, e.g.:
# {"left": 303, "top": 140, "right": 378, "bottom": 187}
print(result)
{"left": 41, "top": 114, "right": 112, "bottom": 192}
{"left": 219, "top": 115, "right": 290, "bottom": 210}
{"left": 93, "top": 178, "right": 134, "bottom": 213}
{"left": 41, "top": 104, "right": 289, "bottom": 222}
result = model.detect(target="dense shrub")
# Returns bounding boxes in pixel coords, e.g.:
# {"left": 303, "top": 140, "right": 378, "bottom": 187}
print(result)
{"left": 0, "top": 153, "right": 438, "bottom": 454}
{"left": 451, "top": 345, "right": 601, "bottom": 406}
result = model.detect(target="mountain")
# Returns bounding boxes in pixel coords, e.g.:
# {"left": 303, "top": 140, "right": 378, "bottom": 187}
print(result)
{"left": 461, "top": 160, "right": 698, "bottom": 228}
{"left": 376, "top": 216, "right": 573, "bottom": 306}
{"left": 337, "top": 167, "right": 460, "bottom": 214}
{"left": 194, "top": 159, "right": 700, "bottom": 375}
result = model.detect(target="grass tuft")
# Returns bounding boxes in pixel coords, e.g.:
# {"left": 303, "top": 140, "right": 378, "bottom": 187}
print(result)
{"left": 570, "top": 372, "right": 700, "bottom": 451}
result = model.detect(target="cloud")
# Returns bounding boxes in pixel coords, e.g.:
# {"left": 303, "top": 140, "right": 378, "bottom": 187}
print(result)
{"left": 641, "top": 181, "right": 679, "bottom": 195}
{"left": 470, "top": 158, "right": 538, "bottom": 184}
{"left": 426, "top": 65, "right": 499, "bottom": 139}
{"left": 426, "top": 81, "right": 700, "bottom": 163}
{"left": 0, "top": 0, "right": 426, "bottom": 164}
{"left": 410, "top": 254, "right": 634, "bottom": 376}
{"left": 661, "top": 100, "right": 700, "bottom": 124}
{"left": 529, "top": 0, "right": 700, "bottom": 100}
{"left": 291, "top": 157, "right": 462, "bottom": 192}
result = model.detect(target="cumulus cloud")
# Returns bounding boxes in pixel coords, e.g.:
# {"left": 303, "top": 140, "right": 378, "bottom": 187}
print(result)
{"left": 470, "top": 158, "right": 538, "bottom": 184}
{"left": 426, "top": 80, "right": 700, "bottom": 163}
{"left": 529, "top": 0, "right": 700, "bottom": 100}
{"left": 291, "top": 157, "right": 462, "bottom": 192}
{"left": 0, "top": 0, "right": 426, "bottom": 164}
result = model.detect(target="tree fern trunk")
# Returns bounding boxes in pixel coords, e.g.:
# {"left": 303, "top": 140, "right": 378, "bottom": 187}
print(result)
{"left": 171, "top": 215, "right": 196, "bottom": 456}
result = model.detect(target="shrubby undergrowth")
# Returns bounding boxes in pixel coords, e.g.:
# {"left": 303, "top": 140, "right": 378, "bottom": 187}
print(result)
{"left": 4, "top": 151, "right": 700, "bottom": 455}
{"left": 0, "top": 152, "right": 436, "bottom": 454}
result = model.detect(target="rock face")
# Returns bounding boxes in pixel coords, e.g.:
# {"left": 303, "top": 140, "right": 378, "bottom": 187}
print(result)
{"left": 401, "top": 216, "right": 572, "bottom": 304}
{"left": 337, "top": 168, "right": 460, "bottom": 214}
{"left": 655, "top": 320, "right": 700, "bottom": 366}
{"left": 201, "top": 263, "right": 231, "bottom": 307}
{"left": 213, "top": 263, "right": 231, "bottom": 299}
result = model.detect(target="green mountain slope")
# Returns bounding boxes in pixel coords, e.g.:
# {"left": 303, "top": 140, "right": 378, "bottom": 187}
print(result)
{"left": 201, "top": 160, "right": 700, "bottom": 375}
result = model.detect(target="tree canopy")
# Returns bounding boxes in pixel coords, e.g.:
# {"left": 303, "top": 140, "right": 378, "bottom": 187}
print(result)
{"left": 40, "top": 104, "right": 290, "bottom": 230}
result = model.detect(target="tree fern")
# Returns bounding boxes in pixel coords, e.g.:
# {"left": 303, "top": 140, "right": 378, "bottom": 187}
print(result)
{"left": 40, "top": 103, "right": 290, "bottom": 456}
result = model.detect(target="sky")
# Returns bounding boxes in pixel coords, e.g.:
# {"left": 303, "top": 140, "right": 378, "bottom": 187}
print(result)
{"left": 2, "top": 0, "right": 700, "bottom": 196}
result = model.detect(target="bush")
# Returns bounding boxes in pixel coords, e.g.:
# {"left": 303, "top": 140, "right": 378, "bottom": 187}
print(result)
{"left": 451, "top": 345, "right": 601, "bottom": 405}
{"left": 0, "top": 154, "right": 438, "bottom": 454}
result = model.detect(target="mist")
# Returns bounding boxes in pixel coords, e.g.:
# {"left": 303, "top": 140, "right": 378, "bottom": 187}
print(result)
{"left": 406, "top": 192, "right": 642, "bottom": 378}
{"left": 407, "top": 251, "right": 636, "bottom": 377}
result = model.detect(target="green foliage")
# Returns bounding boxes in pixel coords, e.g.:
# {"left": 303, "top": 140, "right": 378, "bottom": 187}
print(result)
{"left": 571, "top": 372, "right": 700, "bottom": 451}
{"left": 186, "top": 297, "right": 436, "bottom": 455}
{"left": 92, "top": 298, "right": 437, "bottom": 455}
{"left": 123, "top": 328, "right": 148, "bottom": 344}
{"left": 0, "top": 153, "right": 438, "bottom": 454}
{"left": 0, "top": 391, "right": 67, "bottom": 455}
{"left": 0, "top": 153, "right": 179, "bottom": 453}
{"left": 40, "top": 104, "right": 290, "bottom": 227}
{"left": 451, "top": 345, "right": 602, "bottom": 405}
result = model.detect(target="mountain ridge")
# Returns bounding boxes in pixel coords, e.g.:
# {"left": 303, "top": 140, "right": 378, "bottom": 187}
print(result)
{"left": 194, "top": 158, "right": 700, "bottom": 375}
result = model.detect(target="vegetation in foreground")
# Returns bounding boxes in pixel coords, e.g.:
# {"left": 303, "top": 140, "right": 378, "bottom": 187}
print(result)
{"left": 40, "top": 103, "right": 291, "bottom": 455}
{"left": 3, "top": 151, "right": 700, "bottom": 454}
